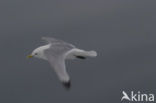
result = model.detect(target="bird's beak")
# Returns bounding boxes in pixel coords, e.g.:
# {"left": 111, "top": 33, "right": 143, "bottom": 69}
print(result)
{"left": 27, "top": 54, "right": 33, "bottom": 58}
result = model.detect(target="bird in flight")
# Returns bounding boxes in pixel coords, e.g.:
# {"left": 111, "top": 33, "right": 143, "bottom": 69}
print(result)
{"left": 27, "top": 37, "right": 97, "bottom": 89}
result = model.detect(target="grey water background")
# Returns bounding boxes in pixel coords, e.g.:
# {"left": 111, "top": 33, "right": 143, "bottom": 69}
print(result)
{"left": 0, "top": 0, "right": 156, "bottom": 103}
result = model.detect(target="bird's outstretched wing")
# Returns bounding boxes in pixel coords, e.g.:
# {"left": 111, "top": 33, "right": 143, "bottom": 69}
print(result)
{"left": 42, "top": 37, "right": 75, "bottom": 48}
{"left": 42, "top": 37, "right": 65, "bottom": 43}
{"left": 45, "top": 48, "right": 71, "bottom": 89}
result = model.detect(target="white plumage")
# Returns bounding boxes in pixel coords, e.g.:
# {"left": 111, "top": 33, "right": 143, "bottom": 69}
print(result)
{"left": 29, "top": 37, "right": 97, "bottom": 89}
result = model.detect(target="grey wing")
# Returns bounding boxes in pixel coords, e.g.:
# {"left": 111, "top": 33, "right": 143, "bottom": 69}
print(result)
{"left": 42, "top": 37, "right": 75, "bottom": 48}
{"left": 45, "top": 51, "right": 71, "bottom": 89}
{"left": 42, "top": 37, "right": 64, "bottom": 43}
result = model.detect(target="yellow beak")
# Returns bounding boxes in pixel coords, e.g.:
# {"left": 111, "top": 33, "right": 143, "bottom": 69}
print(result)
{"left": 27, "top": 55, "right": 33, "bottom": 58}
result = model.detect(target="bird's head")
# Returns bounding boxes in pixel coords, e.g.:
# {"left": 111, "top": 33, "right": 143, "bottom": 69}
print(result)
{"left": 27, "top": 46, "right": 46, "bottom": 60}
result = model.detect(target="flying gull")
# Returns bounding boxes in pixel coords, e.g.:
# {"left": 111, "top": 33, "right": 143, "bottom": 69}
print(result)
{"left": 27, "top": 37, "right": 97, "bottom": 89}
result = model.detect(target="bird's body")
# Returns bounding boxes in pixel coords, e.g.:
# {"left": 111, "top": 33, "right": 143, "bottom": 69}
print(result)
{"left": 28, "top": 37, "right": 97, "bottom": 89}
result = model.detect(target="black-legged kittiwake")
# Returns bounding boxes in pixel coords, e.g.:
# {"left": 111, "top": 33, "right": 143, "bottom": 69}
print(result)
{"left": 27, "top": 37, "right": 97, "bottom": 89}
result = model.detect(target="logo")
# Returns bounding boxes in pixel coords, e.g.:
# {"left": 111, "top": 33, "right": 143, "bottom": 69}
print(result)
{"left": 121, "top": 91, "right": 155, "bottom": 102}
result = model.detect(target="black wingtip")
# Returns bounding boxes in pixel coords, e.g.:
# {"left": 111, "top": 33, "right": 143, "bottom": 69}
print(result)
{"left": 76, "top": 56, "right": 86, "bottom": 59}
{"left": 62, "top": 81, "right": 71, "bottom": 90}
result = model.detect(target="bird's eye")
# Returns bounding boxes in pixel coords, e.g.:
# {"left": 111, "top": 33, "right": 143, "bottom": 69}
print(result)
{"left": 35, "top": 53, "right": 38, "bottom": 55}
